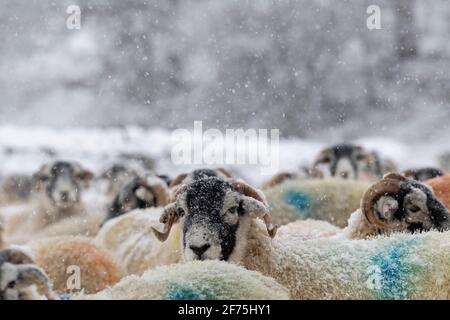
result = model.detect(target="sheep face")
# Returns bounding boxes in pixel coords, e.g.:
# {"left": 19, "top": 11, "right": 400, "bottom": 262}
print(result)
{"left": 0, "top": 249, "right": 54, "bottom": 300}
{"left": 313, "top": 144, "right": 373, "bottom": 180}
{"left": 103, "top": 175, "right": 170, "bottom": 225}
{"left": 399, "top": 180, "right": 450, "bottom": 231}
{"left": 364, "top": 174, "right": 450, "bottom": 232}
{"left": 153, "top": 177, "right": 275, "bottom": 262}
{"left": 34, "top": 161, "right": 93, "bottom": 210}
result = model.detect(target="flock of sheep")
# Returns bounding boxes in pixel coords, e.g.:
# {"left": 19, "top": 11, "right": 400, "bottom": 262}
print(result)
{"left": 0, "top": 143, "right": 449, "bottom": 300}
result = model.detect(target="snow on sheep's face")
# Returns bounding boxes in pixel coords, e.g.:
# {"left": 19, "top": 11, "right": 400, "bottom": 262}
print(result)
{"left": 366, "top": 175, "right": 450, "bottom": 232}
{"left": 171, "top": 178, "right": 257, "bottom": 262}
{"left": 180, "top": 179, "right": 250, "bottom": 262}
{"left": 33, "top": 161, "right": 93, "bottom": 210}
{"left": 153, "top": 177, "right": 275, "bottom": 262}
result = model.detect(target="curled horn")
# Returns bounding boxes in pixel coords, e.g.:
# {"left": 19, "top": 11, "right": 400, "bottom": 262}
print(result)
{"left": 361, "top": 176, "right": 402, "bottom": 228}
{"left": 151, "top": 203, "right": 179, "bottom": 242}
{"left": 138, "top": 178, "right": 170, "bottom": 207}
{"left": 230, "top": 180, "right": 278, "bottom": 238}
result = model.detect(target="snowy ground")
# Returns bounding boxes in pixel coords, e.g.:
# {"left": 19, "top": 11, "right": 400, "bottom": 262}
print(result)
{"left": 0, "top": 125, "right": 447, "bottom": 185}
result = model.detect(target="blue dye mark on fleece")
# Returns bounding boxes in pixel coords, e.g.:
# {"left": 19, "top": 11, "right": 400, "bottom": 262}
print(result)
{"left": 285, "top": 191, "right": 312, "bottom": 218}
{"left": 370, "top": 239, "right": 420, "bottom": 300}
{"left": 165, "top": 285, "right": 215, "bottom": 300}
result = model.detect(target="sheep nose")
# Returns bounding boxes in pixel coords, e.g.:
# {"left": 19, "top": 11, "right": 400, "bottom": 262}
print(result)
{"left": 190, "top": 244, "right": 210, "bottom": 258}
{"left": 60, "top": 191, "right": 69, "bottom": 200}
{"left": 340, "top": 171, "right": 349, "bottom": 179}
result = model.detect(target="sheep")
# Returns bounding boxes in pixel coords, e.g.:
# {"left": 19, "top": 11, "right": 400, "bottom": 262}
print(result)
{"left": 151, "top": 175, "right": 450, "bottom": 299}
{"left": 84, "top": 260, "right": 290, "bottom": 300}
{"left": 1, "top": 254, "right": 289, "bottom": 300}
{"left": 0, "top": 248, "right": 57, "bottom": 300}
{"left": 403, "top": 167, "right": 444, "bottom": 181}
{"left": 312, "top": 143, "right": 380, "bottom": 180}
{"left": 94, "top": 208, "right": 181, "bottom": 275}
{"left": 340, "top": 173, "right": 450, "bottom": 239}
{"left": 102, "top": 174, "right": 170, "bottom": 226}
{"left": 263, "top": 178, "right": 371, "bottom": 227}
{"left": 4, "top": 161, "right": 99, "bottom": 244}
{"left": 425, "top": 174, "right": 450, "bottom": 210}
{"left": 30, "top": 236, "right": 124, "bottom": 294}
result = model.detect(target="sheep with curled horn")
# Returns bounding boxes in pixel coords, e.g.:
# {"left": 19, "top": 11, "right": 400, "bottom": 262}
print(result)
{"left": 150, "top": 175, "right": 450, "bottom": 299}
{"left": 341, "top": 173, "right": 450, "bottom": 239}
{"left": 94, "top": 176, "right": 276, "bottom": 274}
{"left": 101, "top": 175, "right": 171, "bottom": 226}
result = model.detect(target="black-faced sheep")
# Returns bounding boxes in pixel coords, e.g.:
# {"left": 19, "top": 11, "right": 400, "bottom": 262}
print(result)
{"left": 4, "top": 161, "right": 97, "bottom": 244}
{"left": 312, "top": 144, "right": 396, "bottom": 180}
{"left": 341, "top": 173, "right": 450, "bottom": 239}
{"left": 102, "top": 175, "right": 170, "bottom": 226}
{"left": 151, "top": 175, "right": 449, "bottom": 298}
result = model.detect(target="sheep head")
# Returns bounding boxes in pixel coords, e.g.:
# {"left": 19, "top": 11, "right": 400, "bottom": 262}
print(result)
{"left": 361, "top": 173, "right": 450, "bottom": 233}
{"left": 0, "top": 248, "right": 56, "bottom": 300}
{"left": 152, "top": 176, "right": 277, "bottom": 262}
{"left": 103, "top": 175, "right": 171, "bottom": 225}
{"left": 312, "top": 143, "right": 374, "bottom": 180}
{"left": 33, "top": 161, "right": 94, "bottom": 210}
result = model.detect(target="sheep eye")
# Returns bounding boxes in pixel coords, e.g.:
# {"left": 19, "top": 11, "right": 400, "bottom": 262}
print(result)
{"left": 320, "top": 156, "right": 331, "bottom": 164}
{"left": 227, "top": 206, "right": 238, "bottom": 215}
{"left": 177, "top": 208, "right": 185, "bottom": 217}
{"left": 7, "top": 281, "right": 16, "bottom": 289}
{"left": 408, "top": 205, "right": 420, "bottom": 213}
{"left": 355, "top": 154, "right": 366, "bottom": 161}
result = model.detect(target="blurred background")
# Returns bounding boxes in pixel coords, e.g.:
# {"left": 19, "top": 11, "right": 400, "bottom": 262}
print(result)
{"left": 0, "top": 0, "right": 449, "bottom": 179}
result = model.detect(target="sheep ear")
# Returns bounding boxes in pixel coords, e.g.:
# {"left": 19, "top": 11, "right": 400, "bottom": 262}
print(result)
{"left": 16, "top": 265, "right": 56, "bottom": 300}
{"left": 16, "top": 264, "right": 49, "bottom": 286}
{"left": 151, "top": 203, "right": 180, "bottom": 242}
